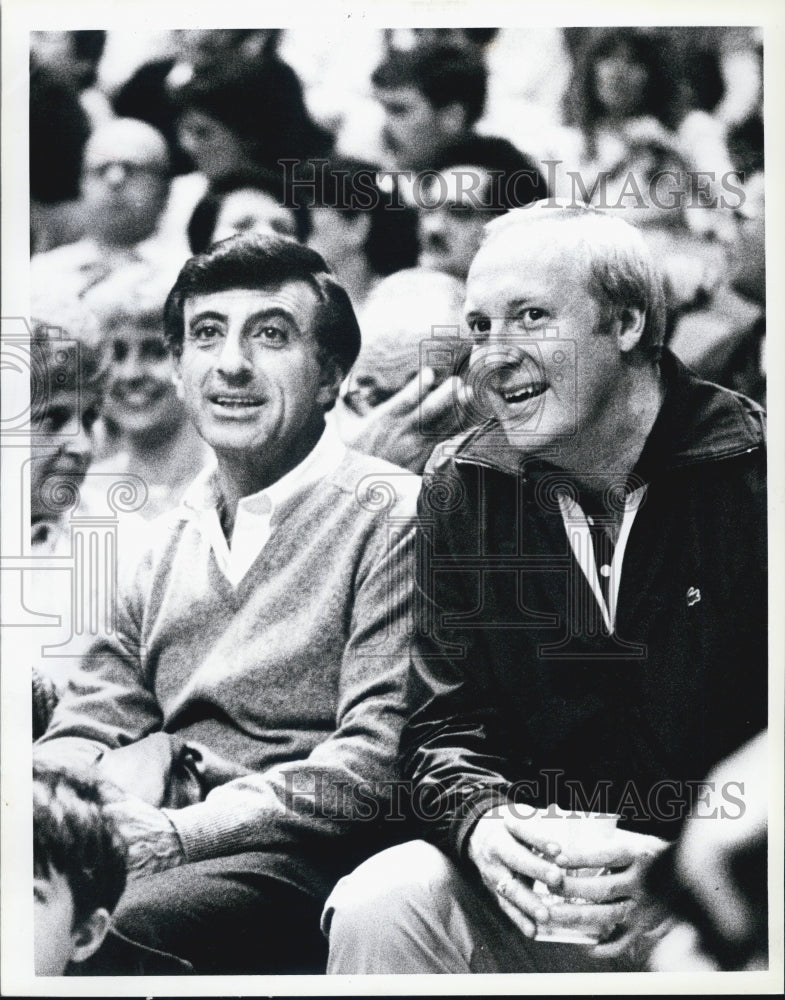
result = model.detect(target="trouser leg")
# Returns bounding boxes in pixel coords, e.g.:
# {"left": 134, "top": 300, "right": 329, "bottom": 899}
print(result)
{"left": 107, "top": 852, "right": 327, "bottom": 974}
{"left": 323, "top": 839, "right": 638, "bottom": 974}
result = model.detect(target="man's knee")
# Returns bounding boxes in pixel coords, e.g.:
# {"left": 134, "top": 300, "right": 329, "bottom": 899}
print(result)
{"left": 322, "top": 840, "right": 457, "bottom": 942}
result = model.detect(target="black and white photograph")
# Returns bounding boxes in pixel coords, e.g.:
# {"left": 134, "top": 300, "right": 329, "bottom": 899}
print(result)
{"left": 1, "top": 0, "right": 783, "bottom": 994}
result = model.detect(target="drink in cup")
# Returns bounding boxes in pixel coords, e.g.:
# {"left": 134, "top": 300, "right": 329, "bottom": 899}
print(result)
{"left": 529, "top": 807, "right": 619, "bottom": 944}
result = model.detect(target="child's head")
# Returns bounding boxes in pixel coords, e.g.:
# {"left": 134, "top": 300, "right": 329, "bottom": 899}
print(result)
{"left": 33, "top": 762, "right": 127, "bottom": 975}
{"left": 29, "top": 319, "right": 105, "bottom": 525}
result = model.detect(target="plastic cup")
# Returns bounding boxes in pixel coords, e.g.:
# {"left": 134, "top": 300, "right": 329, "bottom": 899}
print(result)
{"left": 529, "top": 808, "right": 619, "bottom": 944}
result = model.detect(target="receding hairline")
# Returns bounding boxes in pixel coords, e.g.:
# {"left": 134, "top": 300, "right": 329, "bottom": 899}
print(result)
{"left": 481, "top": 207, "right": 653, "bottom": 257}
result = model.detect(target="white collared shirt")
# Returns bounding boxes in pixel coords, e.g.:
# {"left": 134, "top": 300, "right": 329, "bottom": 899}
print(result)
{"left": 556, "top": 485, "right": 648, "bottom": 634}
{"left": 182, "top": 423, "right": 347, "bottom": 587}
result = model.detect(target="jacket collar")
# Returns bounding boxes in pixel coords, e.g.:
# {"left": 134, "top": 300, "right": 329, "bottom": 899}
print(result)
{"left": 452, "top": 349, "right": 765, "bottom": 480}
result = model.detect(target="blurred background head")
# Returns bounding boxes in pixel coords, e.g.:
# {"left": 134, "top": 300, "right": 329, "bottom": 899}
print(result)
{"left": 371, "top": 40, "right": 487, "bottom": 170}
{"left": 573, "top": 28, "right": 681, "bottom": 134}
{"left": 81, "top": 118, "right": 171, "bottom": 247}
{"left": 187, "top": 167, "right": 308, "bottom": 253}
{"left": 30, "top": 30, "right": 107, "bottom": 92}
{"left": 82, "top": 266, "right": 182, "bottom": 447}
{"left": 173, "top": 58, "right": 333, "bottom": 181}
{"left": 302, "top": 158, "right": 419, "bottom": 304}
{"left": 418, "top": 135, "right": 548, "bottom": 281}
{"left": 342, "top": 267, "right": 465, "bottom": 417}
{"left": 29, "top": 318, "right": 104, "bottom": 525}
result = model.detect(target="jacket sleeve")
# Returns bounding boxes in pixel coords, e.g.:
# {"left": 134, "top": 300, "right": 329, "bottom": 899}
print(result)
{"left": 401, "top": 464, "right": 515, "bottom": 864}
{"left": 164, "top": 494, "right": 418, "bottom": 873}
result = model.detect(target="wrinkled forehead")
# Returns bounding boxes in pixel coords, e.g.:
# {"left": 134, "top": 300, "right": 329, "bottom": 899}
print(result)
{"left": 183, "top": 282, "right": 322, "bottom": 331}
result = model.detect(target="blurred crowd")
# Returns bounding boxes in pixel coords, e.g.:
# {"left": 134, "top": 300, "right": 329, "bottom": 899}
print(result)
{"left": 26, "top": 26, "right": 769, "bottom": 977}
{"left": 27, "top": 20, "right": 767, "bottom": 642}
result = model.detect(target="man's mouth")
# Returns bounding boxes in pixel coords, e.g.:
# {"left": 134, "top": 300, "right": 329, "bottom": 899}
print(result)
{"left": 500, "top": 381, "right": 549, "bottom": 404}
{"left": 114, "top": 384, "right": 167, "bottom": 408}
{"left": 209, "top": 394, "right": 265, "bottom": 410}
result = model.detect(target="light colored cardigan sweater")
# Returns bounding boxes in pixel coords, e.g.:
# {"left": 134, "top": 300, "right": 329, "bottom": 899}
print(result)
{"left": 38, "top": 448, "right": 420, "bottom": 897}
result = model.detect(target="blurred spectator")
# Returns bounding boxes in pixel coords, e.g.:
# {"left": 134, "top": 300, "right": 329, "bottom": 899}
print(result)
{"left": 81, "top": 266, "right": 212, "bottom": 519}
{"left": 27, "top": 318, "right": 108, "bottom": 693}
{"left": 31, "top": 118, "right": 175, "bottom": 301}
{"left": 560, "top": 28, "right": 739, "bottom": 238}
{"left": 661, "top": 170, "right": 765, "bottom": 406}
{"left": 334, "top": 268, "right": 467, "bottom": 473}
{"left": 29, "top": 60, "right": 91, "bottom": 254}
{"left": 559, "top": 30, "right": 689, "bottom": 222}
{"left": 371, "top": 40, "right": 488, "bottom": 172}
{"left": 33, "top": 761, "right": 128, "bottom": 975}
{"left": 646, "top": 730, "right": 768, "bottom": 971}
{"left": 153, "top": 55, "right": 332, "bottom": 260}
{"left": 302, "top": 158, "right": 419, "bottom": 306}
{"left": 29, "top": 321, "right": 104, "bottom": 555}
{"left": 417, "top": 135, "right": 547, "bottom": 281}
{"left": 187, "top": 168, "right": 308, "bottom": 254}
{"left": 30, "top": 30, "right": 112, "bottom": 127}
{"left": 173, "top": 57, "right": 333, "bottom": 181}
{"left": 112, "top": 30, "right": 283, "bottom": 176}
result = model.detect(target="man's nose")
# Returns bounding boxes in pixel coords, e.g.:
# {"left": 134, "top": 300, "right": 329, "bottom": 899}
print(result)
{"left": 114, "top": 348, "right": 144, "bottom": 382}
{"left": 470, "top": 335, "right": 534, "bottom": 370}
{"left": 60, "top": 416, "right": 94, "bottom": 465}
{"left": 419, "top": 207, "right": 445, "bottom": 237}
{"left": 216, "top": 330, "right": 252, "bottom": 379}
{"left": 103, "top": 163, "right": 128, "bottom": 189}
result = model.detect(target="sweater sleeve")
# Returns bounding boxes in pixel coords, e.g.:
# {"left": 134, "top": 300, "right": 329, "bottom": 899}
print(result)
{"left": 35, "top": 534, "right": 163, "bottom": 767}
{"left": 167, "top": 496, "right": 417, "bottom": 866}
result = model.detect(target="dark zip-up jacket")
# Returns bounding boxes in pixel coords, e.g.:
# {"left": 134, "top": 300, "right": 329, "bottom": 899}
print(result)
{"left": 404, "top": 350, "right": 767, "bottom": 861}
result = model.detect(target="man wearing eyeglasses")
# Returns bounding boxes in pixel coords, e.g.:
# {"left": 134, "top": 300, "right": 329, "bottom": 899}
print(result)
{"left": 31, "top": 118, "right": 177, "bottom": 301}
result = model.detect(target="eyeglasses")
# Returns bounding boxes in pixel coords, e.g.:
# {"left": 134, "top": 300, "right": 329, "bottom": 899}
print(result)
{"left": 84, "top": 161, "right": 168, "bottom": 182}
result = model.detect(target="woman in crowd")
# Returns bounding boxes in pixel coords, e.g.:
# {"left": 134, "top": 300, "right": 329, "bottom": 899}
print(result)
{"left": 303, "top": 157, "right": 419, "bottom": 307}
{"left": 187, "top": 167, "right": 309, "bottom": 253}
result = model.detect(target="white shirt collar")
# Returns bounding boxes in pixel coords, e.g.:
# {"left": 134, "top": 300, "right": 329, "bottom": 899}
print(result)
{"left": 182, "top": 422, "right": 346, "bottom": 586}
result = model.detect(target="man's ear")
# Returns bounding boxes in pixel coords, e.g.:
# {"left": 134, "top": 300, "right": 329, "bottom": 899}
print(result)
{"left": 435, "top": 101, "right": 469, "bottom": 139}
{"left": 172, "top": 354, "right": 185, "bottom": 400}
{"left": 316, "top": 358, "right": 346, "bottom": 409}
{"left": 615, "top": 306, "right": 646, "bottom": 354}
{"left": 69, "top": 908, "right": 112, "bottom": 965}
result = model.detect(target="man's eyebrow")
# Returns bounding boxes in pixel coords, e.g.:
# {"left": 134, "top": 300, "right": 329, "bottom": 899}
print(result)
{"left": 243, "top": 307, "right": 303, "bottom": 334}
{"left": 187, "top": 310, "right": 226, "bottom": 330}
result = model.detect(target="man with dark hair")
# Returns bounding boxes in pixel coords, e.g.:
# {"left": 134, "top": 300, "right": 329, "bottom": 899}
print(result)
{"left": 324, "top": 204, "right": 766, "bottom": 973}
{"left": 36, "top": 233, "right": 420, "bottom": 974}
{"left": 371, "top": 40, "right": 488, "bottom": 171}
{"left": 418, "top": 134, "right": 548, "bottom": 281}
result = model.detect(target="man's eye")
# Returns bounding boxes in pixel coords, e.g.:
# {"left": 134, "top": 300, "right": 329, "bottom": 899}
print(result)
{"left": 34, "top": 407, "right": 68, "bottom": 433}
{"left": 112, "top": 342, "right": 129, "bottom": 363}
{"left": 141, "top": 340, "right": 169, "bottom": 362}
{"left": 519, "top": 308, "right": 547, "bottom": 325}
{"left": 82, "top": 406, "right": 100, "bottom": 432}
{"left": 190, "top": 325, "right": 221, "bottom": 343}
{"left": 253, "top": 326, "right": 287, "bottom": 345}
{"left": 467, "top": 317, "right": 491, "bottom": 341}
